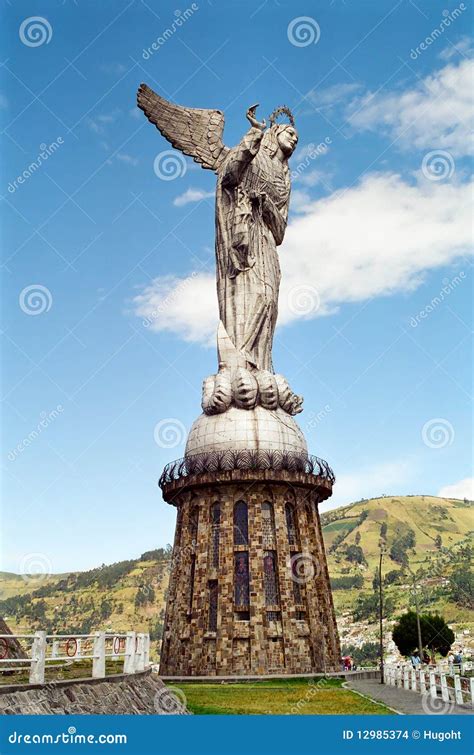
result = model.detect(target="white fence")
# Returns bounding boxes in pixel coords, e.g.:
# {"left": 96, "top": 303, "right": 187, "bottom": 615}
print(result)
{"left": 384, "top": 663, "right": 474, "bottom": 708}
{"left": 0, "top": 631, "right": 150, "bottom": 684}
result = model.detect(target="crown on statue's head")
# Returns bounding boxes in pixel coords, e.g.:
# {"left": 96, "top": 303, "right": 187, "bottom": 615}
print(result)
{"left": 269, "top": 105, "right": 295, "bottom": 127}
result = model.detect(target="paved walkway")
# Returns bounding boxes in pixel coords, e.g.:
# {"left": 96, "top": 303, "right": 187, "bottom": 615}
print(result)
{"left": 347, "top": 679, "right": 473, "bottom": 715}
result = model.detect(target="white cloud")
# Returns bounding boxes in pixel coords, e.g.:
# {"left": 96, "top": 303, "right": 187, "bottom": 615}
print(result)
{"left": 437, "top": 477, "right": 474, "bottom": 500}
{"left": 87, "top": 109, "right": 121, "bottom": 135}
{"left": 347, "top": 58, "right": 473, "bottom": 157}
{"left": 133, "top": 273, "right": 218, "bottom": 345}
{"left": 438, "top": 36, "right": 472, "bottom": 61}
{"left": 302, "top": 82, "right": 361, "bottom": 113}
{"left": 100, "top": 62, "right": 127, "bottom": 75}
{"left": 173, "top": 188, "right": 214, "bottom": 207}
{"left": 132, "top": 171, "right": 472, "bottom": 343}
{"left": 116, "top": 152, "right": 139, "bottom": 167}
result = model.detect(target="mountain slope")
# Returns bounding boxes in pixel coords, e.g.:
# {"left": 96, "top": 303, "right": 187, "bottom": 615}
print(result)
{"left": 1, "top": 496, "right": 472, "bottom": 660}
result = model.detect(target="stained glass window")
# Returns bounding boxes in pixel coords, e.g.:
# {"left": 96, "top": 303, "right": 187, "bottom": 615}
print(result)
{"left": 189, "top": 506, "right": 199, "bottom": 547}
{"left": 262, "top": 502, "right": 276, "bottom": 547}
{"left": 291, "top": 554, "right": 303, "bottom": 604}
{"left": 263, "top": 550, "right": 280, "bottom": 606}
{"left": 233, "top": 501, "right": 248, "bottom": 546}
{"left": 285, "top": 503, "right": 298, "bottom": 546}
{"left": 210, "top": 502, "right": 220, "bottom": 568}
{"left": 234, "top": 552, "right": 250, "bottom": 606}
{"left": 208, "top": 580, "right": 218, "bottom": 632}
{"left": 189, "top": 555, "right": 196, "bottom": 613}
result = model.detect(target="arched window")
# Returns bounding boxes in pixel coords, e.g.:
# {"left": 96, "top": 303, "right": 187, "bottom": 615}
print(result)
{"left": 189, "top": 506, "right": 199, "bottom": 546}
{"left": 285, "top": 503, "right": 298, "bottom": 546}
{"left": 263, "top": 551, "right": 280, "bottom": 606}
{"left": 262, "top": 502, "right": 276, "bottom": 547}
{"left": 233, "top": 501, "right": 248, "bottom": 546}
{"left": 208, "top": 580, "right": 218, "bottom": 631}
{"left": 210, "top": 502, "right": 220, "bottom": 568}
{"left": 290, "top": 554, "right": 303, "bottom": 605}
{"left": 234, "top": 552, "right": 250, "bottom": 606}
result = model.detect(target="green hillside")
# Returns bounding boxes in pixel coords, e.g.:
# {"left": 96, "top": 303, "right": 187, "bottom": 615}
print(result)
{"left": 1, "top": 496, "right": 472, "bottom": 662}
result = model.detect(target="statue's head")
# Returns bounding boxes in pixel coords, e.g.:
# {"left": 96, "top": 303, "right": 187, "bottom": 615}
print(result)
{"left": 277, "top": 125, "right": 298, "bottom": 156}
{"left": 262, "top": 124, "right": 298, "bottom": 159}
{"left": 264, "top": 106, "right": 298, "bottom": 159}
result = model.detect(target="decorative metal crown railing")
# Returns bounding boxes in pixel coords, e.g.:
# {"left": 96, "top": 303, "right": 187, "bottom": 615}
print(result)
{"left": 159, "top": 449, "right": 335, "bottom": 488}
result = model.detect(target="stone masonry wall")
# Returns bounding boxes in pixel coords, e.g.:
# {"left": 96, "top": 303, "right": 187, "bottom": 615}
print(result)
{"left": 0, "top": 671, "right": 187, "bottom": 715}
{"left": 160, "top": 473, "right": 341, "bottom": 676}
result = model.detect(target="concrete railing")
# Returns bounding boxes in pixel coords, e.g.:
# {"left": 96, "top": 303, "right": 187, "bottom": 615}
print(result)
{"left": 0, "top": 631, "right": 150, "bottom": 685}
{"left": 384, "top": 663, "right": 474, "bottom": 708}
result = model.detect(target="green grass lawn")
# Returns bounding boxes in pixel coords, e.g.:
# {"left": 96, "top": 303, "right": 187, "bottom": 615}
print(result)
{"left": 165, "top": 678, "right": 391, "bottom": 715}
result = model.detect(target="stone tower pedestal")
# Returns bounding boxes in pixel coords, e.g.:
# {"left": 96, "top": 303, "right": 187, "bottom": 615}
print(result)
{"left": 158, "top": 409, "right": 340, "bottom": 676}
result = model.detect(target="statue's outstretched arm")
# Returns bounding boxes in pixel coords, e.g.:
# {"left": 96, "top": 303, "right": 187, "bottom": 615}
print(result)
{"left": 221, "top": 105, "right": 266, "bottom": 189}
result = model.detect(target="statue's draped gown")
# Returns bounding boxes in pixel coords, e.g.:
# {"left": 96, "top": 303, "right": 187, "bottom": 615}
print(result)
{"left": 215, "top": 127, "right": 290, "bottom": 373}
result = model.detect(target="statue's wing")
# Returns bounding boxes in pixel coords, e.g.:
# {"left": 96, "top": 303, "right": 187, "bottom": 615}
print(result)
{"left": 137, "top": 83, "right": 229, "bottom": 172}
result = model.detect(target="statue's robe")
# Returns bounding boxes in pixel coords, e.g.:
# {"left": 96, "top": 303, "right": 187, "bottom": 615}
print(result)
{"left": 215, "top": 127, "right": 290, "bottom": 372}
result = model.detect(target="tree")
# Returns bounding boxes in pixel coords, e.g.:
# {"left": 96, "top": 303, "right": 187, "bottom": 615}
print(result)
{"left": 449, "top": 565, "right": 474, "bottom": 608}
{"left": 345, "top": 544, "right": 367, "bottom": 565}
{"left": 354, "top": 531, "right": 361, "bottom": 545}
{"left": 392, "top": 611, "right": 454, "bottom": 657}
{"left": 434, "top": 534, "right": 442, "bottom": 550}
{"left": 380, "top": 522, "right": 388, "bottom": 539}
{"left": 353, "top": 593, "right": 394, "bottom": 622}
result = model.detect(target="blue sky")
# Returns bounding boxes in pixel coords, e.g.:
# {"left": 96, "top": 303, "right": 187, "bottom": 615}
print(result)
{"left": 1, "top": 0, "right": 472, "bottom": 573}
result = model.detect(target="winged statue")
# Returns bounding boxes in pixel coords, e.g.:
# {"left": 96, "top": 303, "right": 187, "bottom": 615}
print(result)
{"left": 137, "top": 84, "right": 303, "bottom": 415}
